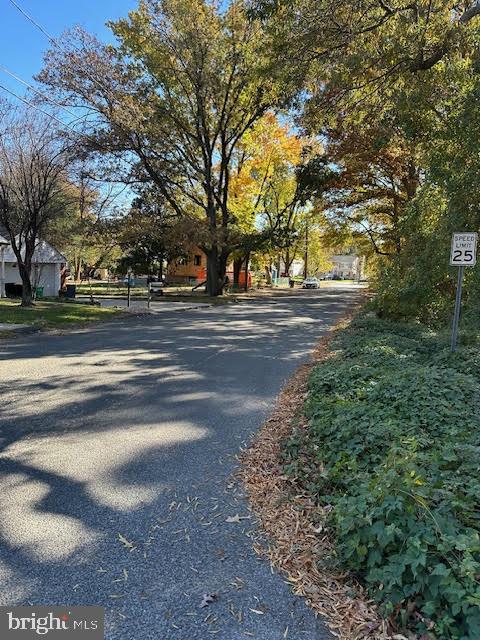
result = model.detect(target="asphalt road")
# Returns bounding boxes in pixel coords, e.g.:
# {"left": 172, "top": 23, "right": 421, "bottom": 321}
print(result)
{"left": 0, "top": 286, "right": 364, "bottom": 640}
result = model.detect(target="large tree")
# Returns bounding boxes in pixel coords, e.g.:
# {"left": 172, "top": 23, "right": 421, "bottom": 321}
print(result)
{"left": 118, "top": 188, "right": 202, "bottom": 278}
{"left": 0, "top": 103, "right": 73, "bottom": 306}
{"left": 299, "top": 119, "right": 422, "bottom": 257}
{"left": 252, "top": 0, "right": 480, "bottom": 80}
{"left": 45, "top": 171, "right": 124, "bottom": 281}
{"left": 252, "top": 0, "right": 480, "bottom": 276}
{"left": 38, "top": 0, "right": 295, "bottom": 295}
{"left": 228, "top": 112, "right": 310, "bottom": 280}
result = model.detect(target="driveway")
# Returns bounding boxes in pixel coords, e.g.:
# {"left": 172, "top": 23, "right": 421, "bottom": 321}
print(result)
{"left": 0, "top": 286, "right": 364, "bottom": 640}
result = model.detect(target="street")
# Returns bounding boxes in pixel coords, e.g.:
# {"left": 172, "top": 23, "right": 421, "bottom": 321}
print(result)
{"left": 0, "top": 286, "right": 363, "bottom": 640}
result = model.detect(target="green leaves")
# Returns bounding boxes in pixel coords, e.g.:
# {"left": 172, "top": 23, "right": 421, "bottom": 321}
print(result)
{"left": 284, "top": 315, "right": 480, "bottom": 638}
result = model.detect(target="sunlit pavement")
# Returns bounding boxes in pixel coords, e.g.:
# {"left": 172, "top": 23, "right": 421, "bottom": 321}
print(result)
{"left": 0, "top": 286, "right": 364, "bottom": 640}
{"left": 78, "top": 296, "right": 212, "bottom": 312}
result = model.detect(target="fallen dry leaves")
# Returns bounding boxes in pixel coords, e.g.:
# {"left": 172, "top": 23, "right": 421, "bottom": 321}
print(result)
{"left": 117, "top": 533, "right": 136, "bottom": 551}
{"left": 225, "top": 514, "right": 251, "bottom": 523}
{"left": 200, "top": 593, "right": 218, "bottom": 609}
{"left": 240, "top": 309, "right": 396, "bottom": 640}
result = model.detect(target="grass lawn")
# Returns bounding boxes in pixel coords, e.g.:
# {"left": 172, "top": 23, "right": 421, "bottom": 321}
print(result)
{"left": 75, "top": 282, "right": 194, "bottom": 297}
{"left": 75, "top": 283, "right": 146, "bottom": 297}
{"left": 0, "top": 299, "right": 122, "bottom": 328}
{"left": 284, "top": 313, "right": 480, "bottom": 639}
{"left": 75, "top": 282, "right": 255, "bottom": 304}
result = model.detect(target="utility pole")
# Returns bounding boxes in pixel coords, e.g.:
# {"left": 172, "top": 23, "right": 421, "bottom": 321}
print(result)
{"left": 303, "top": 220, "right": 309, "bottom": 279}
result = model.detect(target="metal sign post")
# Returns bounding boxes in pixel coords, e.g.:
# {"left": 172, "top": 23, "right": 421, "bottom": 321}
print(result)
{"left": 450, "top": 232, "right": 478, "bottom": 352}
{"left": 127, "top": 267, "right": 132, "bottom": 308}
{"left": 451, "top": 265, "right": 464, "bottom": 352}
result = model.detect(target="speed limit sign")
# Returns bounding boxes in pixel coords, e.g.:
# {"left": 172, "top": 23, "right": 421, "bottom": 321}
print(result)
{"left": 450, "top": 231, "right": 478, "bottom": 352}
{"left": 450, "top": 232, "right": 478, "bottom": 266}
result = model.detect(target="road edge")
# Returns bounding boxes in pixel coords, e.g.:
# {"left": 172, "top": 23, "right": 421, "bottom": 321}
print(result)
{"left": 239, "top": 305, "right": 394, "bottom": 640}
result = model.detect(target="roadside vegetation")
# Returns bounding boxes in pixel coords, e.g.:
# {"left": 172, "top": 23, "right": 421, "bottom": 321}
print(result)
{"left": 283, "top": 314, "right": 480, "bottom": 639}
{"left": 2, "top": 0, "right": 480, "bottom": 636}
{"left": 0, "top": 299, "right": 121, "bottom": 328}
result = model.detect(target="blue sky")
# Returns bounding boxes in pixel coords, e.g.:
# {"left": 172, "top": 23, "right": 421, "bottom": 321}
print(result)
{"left": 0, "top": 0, "right": 137, "bottom": 96}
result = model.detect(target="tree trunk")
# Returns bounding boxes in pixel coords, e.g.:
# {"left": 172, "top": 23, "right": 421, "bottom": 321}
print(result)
{"left": 158, "top": 254, "right": 164, "bottom": 281}
{"left": 75, "top": 258, "right": 82, "bottom": 282}
{"left": 265, "top": 265, "right": 272, "bottom": 285}
{"left": 304, "top": 222, "right": 309, "bottom": 279}
{"left": 233, "top": 257, "right": 242, "bottom": 288}
{"left": 244, "top": 252, "right": 250, "bottom": 292}
{"left": 219, "top": 249, "right": 229, "bottom": 293}
{"left": 206, "top": 246, "right": 228, "bottom": 296}
{"left": 284, "top": 252, "right": 296, "bottom": 276}
{"left": 18, "top": 261, "right": 33, "bottom": 307}
{"left": 392, "top": 199, "right": 402, "bottom": 255}
{"left": 285, "top": 248, "right": 291, "bottom": 275}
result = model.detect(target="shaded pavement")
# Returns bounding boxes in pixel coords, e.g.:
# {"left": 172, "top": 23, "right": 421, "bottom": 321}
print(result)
{"left": 0, "top": 286, "right": 364, "bottom": 640}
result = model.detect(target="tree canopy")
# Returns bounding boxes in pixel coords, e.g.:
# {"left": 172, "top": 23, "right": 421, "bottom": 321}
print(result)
{"left": 38, "top": 0, "right": 296, "bottom": 295}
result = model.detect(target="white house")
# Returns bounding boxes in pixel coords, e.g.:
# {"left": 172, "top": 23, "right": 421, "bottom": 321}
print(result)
{"left": 329, "top": 254, "right": 365, "bottom": 280}
{"left": 0, "top": 233, "right": 67, "bottom": 298}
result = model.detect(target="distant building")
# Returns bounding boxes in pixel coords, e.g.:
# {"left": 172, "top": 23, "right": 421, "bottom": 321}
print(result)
{"left": 167, "top": 249, "right": 207, "bottom": 284}
{"left": 0, "top": 226, "right": 67, "bottom": 298}
{"left": 329, "top": 254, "right": 365, "bottom": 280}
{"left": 167, "top": 248, "right": 252, "bottom": 288}
{"left": 288, "top": 254, "right": 366, "bottom": 280}
{"left": 290, "top": 259, "right": 304, "bottom": 277}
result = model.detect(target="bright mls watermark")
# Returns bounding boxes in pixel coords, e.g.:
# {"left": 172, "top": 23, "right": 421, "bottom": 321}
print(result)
{"left": 0, "top": 607, "right": 104, "bottom": 639}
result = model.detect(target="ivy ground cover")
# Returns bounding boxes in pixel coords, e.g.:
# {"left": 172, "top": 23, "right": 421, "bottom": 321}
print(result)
{"left": 284, "top": 315, "right": 480, "bottom": 639}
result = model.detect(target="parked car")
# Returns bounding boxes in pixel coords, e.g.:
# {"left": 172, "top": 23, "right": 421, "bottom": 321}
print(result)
{"left": 302, "top": 277, "right": 320, "bottom": 289}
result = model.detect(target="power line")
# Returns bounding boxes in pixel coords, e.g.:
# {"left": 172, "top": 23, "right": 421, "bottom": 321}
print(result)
{"left": 0, "top": 82, "right": 67, "bottom": 127}
{"left": 0, "top": 80, "right": 129, "bottom": 165}
{"left": 5, "top": 0, "right": 136, "bottom": 161}
{"left": 5, "top": 1, "right": 86, "bottom": 121}
{"left": 0, "top": 82, "right": 107, "bottom": 146}
{"left": 0, "top": 82, "right": 133, "bottom": 199}
{"left": 2, "top": 3, "right": 134, "bottom": 201}
{"left": 0, "top": 65, "right": 78, "bottom": 118}
{"left": 8, "top": 0, "right": 125, "bottom": 120}
{"left": 3, "top": 1, "right": 102, "bottom": 131}
{"left": 8, "top": 0, "right": 55, "bottom": 44}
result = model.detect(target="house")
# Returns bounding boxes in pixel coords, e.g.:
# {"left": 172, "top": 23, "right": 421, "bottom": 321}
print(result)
{"left": 0, "top": 233, "right": 8, "bottom": 298}
{"left": 329, "top": 254, "right": 365, "bottom": 280}
{"left": 290, "top": 259, "right": 305, "bottom": 277}
{"left": 0, "top": 228, "right": 67, "bottom": 298}
{"left": 167, "top": 249, "right": 207, "bottom": 284}
{"left": 167, "top": 248, "right": 252, "bottom": 288}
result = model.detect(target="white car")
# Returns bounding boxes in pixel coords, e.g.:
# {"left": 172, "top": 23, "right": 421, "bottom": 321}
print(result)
{"left": 302, "top": 277, "right": 320, "bottom": 289}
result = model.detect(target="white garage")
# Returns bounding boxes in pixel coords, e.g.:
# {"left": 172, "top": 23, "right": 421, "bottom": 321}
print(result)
{"left": 0, "top": 237, "right": 66, "bottom": 298}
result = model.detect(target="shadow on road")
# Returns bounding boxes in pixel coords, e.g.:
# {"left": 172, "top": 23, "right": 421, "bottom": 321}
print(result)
{"left": 0, "top": 287, "right": 364, "bottom": 639}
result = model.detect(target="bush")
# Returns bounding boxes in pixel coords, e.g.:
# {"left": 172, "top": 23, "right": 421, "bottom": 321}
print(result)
{"left": 372, "top": 184, "right": 480, "bottom": 329}
{"left": 284, "top": 315, "right": 480, "bottom": 638}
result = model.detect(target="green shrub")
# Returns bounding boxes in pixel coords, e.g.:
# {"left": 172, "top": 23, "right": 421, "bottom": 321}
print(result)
{"left": 284, "top": 316, "right": 480, "bottom": 638}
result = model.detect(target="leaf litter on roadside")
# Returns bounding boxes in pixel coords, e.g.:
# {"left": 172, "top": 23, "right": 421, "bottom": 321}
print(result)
{"left": 239, "top": 309, "right": 398, "bottom": 640}
{"left": 199, "top": 593, "right": 218, "bottom": 609}
{"left": 225, "top": 514, "right": 250, "bottom": 523}
{"left": 117, "top": 533, "right": 136, "bottom": 551}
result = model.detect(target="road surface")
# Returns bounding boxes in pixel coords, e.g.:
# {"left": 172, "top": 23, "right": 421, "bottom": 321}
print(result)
{"left": 0, "top": 286, "right": 363, "bottom": 640}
